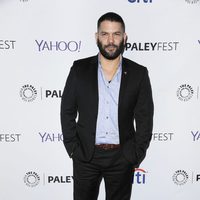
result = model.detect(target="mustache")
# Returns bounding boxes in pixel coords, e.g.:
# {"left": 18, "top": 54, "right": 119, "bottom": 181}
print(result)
{"left": 105, "top": 44, "right": 118, "bottom": 48}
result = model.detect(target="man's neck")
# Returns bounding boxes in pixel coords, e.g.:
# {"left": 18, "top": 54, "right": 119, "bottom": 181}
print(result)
{"left": 99, "top": 54, "right": 121, "bottom": 71}
{"left": 99, "top": 54, "right": 121, "bottom": 82}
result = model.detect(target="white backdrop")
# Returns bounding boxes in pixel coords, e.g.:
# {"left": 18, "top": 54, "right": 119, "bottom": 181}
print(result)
{"left": 0, "top": 0, "right": 200, "bottom": 200}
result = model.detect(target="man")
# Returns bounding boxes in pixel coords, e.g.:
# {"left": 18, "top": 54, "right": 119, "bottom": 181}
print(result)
{"left": 61, "top": 12, "right": 153, "bottom": 200}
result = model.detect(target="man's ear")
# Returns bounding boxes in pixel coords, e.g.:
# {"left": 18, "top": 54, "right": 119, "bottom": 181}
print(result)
{"left": 124, "top": 33, "right": 128, "bottom": 44}
{"left": 95, "top": 32, "right": 98, "bottom": 44}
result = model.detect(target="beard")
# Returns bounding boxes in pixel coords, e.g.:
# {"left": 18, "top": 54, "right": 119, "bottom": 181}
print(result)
{"left": 97, "top": 38, "right": 125, "bottom": 60}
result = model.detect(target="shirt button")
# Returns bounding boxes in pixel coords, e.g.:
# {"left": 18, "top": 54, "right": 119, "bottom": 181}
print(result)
{"left": 106, "top": 132, "right": 108, "bottom": 134}
{"left": 106, "top": 116, "right": 109, "bottom": 119}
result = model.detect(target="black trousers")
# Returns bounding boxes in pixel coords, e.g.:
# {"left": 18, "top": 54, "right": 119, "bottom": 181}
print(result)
{"left": 73, "top": 147, "right": 134, "bottom": 200}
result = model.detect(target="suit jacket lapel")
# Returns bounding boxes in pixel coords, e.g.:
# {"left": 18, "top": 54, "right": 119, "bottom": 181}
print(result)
{"left": 89, "top": 56, "right": 99, "bottom": 122}
{"left": 118, "top": 58, "right": 129, "bottom": 108}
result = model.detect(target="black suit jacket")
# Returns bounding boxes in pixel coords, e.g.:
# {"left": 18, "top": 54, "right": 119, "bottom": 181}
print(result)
{"left": 61, "top": 55, "right": 153, "bottom": 167}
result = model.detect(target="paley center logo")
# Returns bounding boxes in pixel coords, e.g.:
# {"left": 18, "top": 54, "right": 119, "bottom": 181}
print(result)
{"left": 128, "top": 0, "right": 153, "bottom": 3}
{"left": 24, "top": 171, "right": 40, "bottom": 187}
{"left": 35, "top": 40, "right": 81, "bottom": 52}
{"left": 0, "top": 40, "right": 16, "bottom": 50}
{"left": 176, "top": 84, "right": 195, "bottom": 101}
{"left": 24, "top": 171, "right": 73, "bottom": 187}
{"left": 172, "top": 170, "right": 200, "bottom": 185}
{"left": 132, "top": 168, "right": 148, "bottom": 184}
{"left": 125, "top": 41, "right": 179, "bottom": 51}
{"left": 172, "top": 170, "right": 189, "bottom": 185}
{"left": 20, "top": 84, "right": 62, "bottom": 102}
{"left": 20, "top": 84, "right": 37, "bottom": 102}
{"left": 185, "top": 0, "right": 200, "bottom": 4}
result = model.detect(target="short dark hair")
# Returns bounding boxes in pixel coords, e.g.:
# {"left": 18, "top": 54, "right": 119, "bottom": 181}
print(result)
{"left": 97, "top": 12, "right": 125, "bottom": 32}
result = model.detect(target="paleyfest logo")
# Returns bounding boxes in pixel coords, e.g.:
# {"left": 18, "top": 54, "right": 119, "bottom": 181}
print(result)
{"left": 0, "top": 40, "right": 16, "bottom": 50}
{"left": 185, "top": 0, "right": 200, "bottom": 4}
{"left": 125, "top": 41, "right": 179, "bottom": 51}
{"left": 128, "top": 0, "right": 153, "bottom": 3}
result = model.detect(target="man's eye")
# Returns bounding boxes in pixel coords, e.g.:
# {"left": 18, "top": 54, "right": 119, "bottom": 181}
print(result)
{"left": 114, "top": 33, "right": 121, "bottom": 36}
{"left": 101, "top": 33, "right": 107, "bottom": 36}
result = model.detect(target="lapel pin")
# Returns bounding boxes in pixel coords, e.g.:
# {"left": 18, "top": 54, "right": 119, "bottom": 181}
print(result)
{"left": 124, "top": 71, "right": 127, "bottom": 75}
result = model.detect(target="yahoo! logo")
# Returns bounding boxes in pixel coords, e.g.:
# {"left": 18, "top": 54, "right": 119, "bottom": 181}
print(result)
{"left": 191, "top": 131, "right": 200, "bottom": 141}
{"left": 132, "top": 168, "right": 147, "bottom": 184}
{"left": 38, "top": 132, "right": 63, "bottom": 142}
{"left": 35, "top": 40, "right": 81, "bottom": 52}
{"left": 128, "top": 0, "right": 153, "bottom": 3}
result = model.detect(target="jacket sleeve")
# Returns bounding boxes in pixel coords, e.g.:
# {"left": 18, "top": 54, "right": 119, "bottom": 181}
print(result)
{"left": 134, "top": 68, "right": 154, "bottom": 166}
{"left": 60, "top": 64, "right": 79, "bottom": 158}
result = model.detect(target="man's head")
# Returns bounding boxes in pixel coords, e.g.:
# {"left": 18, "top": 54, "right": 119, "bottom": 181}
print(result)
{"left": 96, "top": 12, "right": 127, "bottom": 60}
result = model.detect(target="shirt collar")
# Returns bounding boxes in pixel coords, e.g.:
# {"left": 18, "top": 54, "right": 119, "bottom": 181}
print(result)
{"left": 98, "top": 54, "right": 122, "bottom": 81}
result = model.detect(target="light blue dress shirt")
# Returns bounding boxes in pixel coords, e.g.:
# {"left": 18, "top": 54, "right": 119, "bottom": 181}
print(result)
{"left": 95, "top": 57, "right": 122, "bottom": 144}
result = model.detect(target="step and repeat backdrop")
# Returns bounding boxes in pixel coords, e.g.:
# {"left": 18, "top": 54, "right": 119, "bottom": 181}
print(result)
{"left": 0, "top": 0, "right": 200, "bottom": 200}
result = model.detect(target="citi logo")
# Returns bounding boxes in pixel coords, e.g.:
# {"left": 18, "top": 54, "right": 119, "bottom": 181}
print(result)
{"left": 132, "top": 168, "right": 147, "bottom": 184}
{"left": 128, "top": 0, "right": 152, "bottom": 3}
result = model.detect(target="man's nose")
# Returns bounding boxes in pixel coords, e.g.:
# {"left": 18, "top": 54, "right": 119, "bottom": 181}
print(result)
{"left": 108, "top": 34, "right": 114, "bottom": 43}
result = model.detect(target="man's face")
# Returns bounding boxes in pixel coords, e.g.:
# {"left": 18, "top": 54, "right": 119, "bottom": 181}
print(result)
{"left": 96, "top": 20, "right": 127, "bottom": 60}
